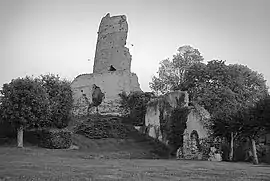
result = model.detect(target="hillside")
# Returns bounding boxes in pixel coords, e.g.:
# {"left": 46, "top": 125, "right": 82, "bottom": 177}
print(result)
{"left": 69, "top": 115, "right": 170, "bottom": 159}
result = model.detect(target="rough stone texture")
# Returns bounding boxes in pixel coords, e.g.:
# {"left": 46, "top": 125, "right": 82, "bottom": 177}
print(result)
{"left": 185, "top": 108, "right": 209, "bottom": 140}
{"left": 93, "top": 13, "right": 131, "bottom": 73}
{"left": 144, "top": 91, "right": 190, "bottom": 142}
{"left": 71, "top": 13, "right": 142, "bottom": 116}
{"left": 144, "top": 91, "right": 210, "bottom": 160}
{"left": 72, "top": 71, "right": 141, "bottom": 116}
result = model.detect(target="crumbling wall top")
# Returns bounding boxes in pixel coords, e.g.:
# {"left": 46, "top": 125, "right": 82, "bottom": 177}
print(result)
{"left": 93, "top": 13, "right": 131, "bottom": 73}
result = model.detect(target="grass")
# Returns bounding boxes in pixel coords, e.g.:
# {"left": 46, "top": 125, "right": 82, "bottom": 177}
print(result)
{"left": 0, "top": 146, "right": 269, "bottom": 181}
{"left": 1, "top": 116, "right": 269, "bottom": 180}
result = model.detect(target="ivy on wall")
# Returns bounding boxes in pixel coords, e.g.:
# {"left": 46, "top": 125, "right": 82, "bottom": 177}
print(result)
{"left": 119, "top": 91, "right": 154, "bottom": 126}
{"left": 166, "top": 106, "right": 190, "bottom": 153}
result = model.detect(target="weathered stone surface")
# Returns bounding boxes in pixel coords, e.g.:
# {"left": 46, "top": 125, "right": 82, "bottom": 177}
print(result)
{"left": 71, "top": 13, "right": 142, "bottom": 116}
{"left": 72, "top": 71, "right": 141, "bottom": 116}
{"left": 93, "top": 13, "right": 131, "bottom": 73}
{"left": 144, "top": 91, "right": 189, "bottom": 142}
{"left": 144, "top": 90, "right": 211, "bottom": 159}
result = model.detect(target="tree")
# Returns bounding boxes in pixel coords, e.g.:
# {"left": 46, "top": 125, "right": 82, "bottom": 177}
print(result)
{"left": 40, "top": 74, "right": 73, "bottom": 128}
{"left": 237, "top": 95, "right": 270, "bottom": 164}
{"left": 150, "top": 45, "right": 203, "bottom": 94}
{"left": 183, "top": 60, "right": 268, "bottom": 161}
{"left": 0, "top": 77, "right": 51, "bottom": 147}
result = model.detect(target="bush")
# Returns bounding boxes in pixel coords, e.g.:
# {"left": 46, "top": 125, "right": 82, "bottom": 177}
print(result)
{"left": 199, "top": 138, "right": 212, "bottom": 160}
{"left": 39, "top": 128, "right": 72, "bottom": 149}
{"left": 40, "top": 74, "right": 73, "bottom": 129}
{"left": 75, "top": 115, "right": 130, "bottom": 139}
{"left": 0, "top": 76, "right": 51, "bottom": 129}
{"left": 119, "top": 91, "right": 154, "bottom": 125}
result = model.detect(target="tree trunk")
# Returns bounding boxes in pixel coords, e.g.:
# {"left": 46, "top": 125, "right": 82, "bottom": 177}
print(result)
{"left": 17, "top": 125, "right": 24, "bottom": 148}
{"left": 251, "top": 138, "right": 259, "bottom": 165}
{"left": 229, "top": 132, "right": 234, "bottom": 161}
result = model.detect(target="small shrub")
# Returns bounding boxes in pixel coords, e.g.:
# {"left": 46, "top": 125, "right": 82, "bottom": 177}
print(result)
{"left": 39, "top": 128, "right": 72, "bottom": 149}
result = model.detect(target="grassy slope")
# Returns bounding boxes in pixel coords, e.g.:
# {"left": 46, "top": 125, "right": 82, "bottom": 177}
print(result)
{"left": 0, "top": 115, "right": 270, "bottom": 180}
{"left": 0, "top": 147, "right": 269, "bottom": 180}
{"left": 69, "top": 115, "right": 170, "bottom": 159}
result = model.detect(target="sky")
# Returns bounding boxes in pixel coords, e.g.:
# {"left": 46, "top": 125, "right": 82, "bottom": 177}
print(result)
{"left": 0, "top": 0, "right": 270, "bottom": 92}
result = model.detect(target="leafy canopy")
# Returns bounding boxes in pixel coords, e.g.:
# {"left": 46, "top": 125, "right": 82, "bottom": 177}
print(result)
{"left": 0, "top": 76, "right": 51, "bottom": 129}
{"left": 40, "top": 74, "right": 73, "bottom": 128}
{"left": 150, "top": 45, "right": 203, "bottom": 94}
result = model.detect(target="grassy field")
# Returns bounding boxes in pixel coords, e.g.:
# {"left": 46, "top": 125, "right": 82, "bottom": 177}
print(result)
{"left": 0, "top": 146, "right": 269, "bottom": 181}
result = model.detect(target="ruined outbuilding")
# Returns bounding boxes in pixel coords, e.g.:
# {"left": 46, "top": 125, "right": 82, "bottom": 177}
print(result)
{"left": 71, "top": 13, "right": 141, "bottom": 116}
{"left": 144, "top": 90, "right": 211, "bottom": 159}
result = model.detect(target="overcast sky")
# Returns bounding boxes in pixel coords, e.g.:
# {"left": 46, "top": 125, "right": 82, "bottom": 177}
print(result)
{"left": 1, "top": 0, "right": 269, "bottom": 92}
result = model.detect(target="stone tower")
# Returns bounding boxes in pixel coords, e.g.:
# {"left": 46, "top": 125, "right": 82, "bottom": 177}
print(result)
{"left": 93, "top": 13, "right": 131, "bottom": 73}
{"left": 71, "top": 13, "right": 142, "bottom": 116}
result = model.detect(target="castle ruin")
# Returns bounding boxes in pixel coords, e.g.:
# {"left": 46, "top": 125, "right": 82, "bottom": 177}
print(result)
{"left": 71, "top": 13, "right": 142, "bottom": 116}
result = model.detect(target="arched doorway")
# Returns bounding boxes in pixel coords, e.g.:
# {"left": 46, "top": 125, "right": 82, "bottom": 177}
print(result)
{"left": 190, "top": 130, "right": 200, "bottom": 153}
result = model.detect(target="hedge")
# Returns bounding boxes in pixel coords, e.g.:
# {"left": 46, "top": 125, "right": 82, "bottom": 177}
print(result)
{"left": 75, "top": 115, "right": 130, "bottom": 139}
{"left": 38, "top": 128, "right": 72, "bottom": 149}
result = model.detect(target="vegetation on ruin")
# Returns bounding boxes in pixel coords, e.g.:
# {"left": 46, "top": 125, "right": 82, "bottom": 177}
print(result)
{"left": 119, "top": 91, "right": 155, "bottom": 126}
{"left": 150, "top": 45, "right": 270, "bottom": 164}
{"left": 166, "top": 106, "right": 189, "bottom": 154}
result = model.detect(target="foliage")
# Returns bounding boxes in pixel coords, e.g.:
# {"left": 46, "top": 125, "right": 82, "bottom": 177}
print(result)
{"left": 0, "top": 77, "right": 51, "bottom": 129}
{"left": 119, "top": 91, "right": 154, "bottom": 126}
{"left": 237, "top": 95, "right": 270, "bottom": 139}
{"left": 150, "top": 45, "right": 203, "bottom": 94}
{"left": 75, "top": 115, "right": 131, "bottom": 139}
{"left": 182, "top": 60, "right": 268, "bottom": 139}
{"left": 38, "top": 128, "right": 72, "bottom": 149}
{"left": 40, "top": 74, "right": 73, "bottom": 129}
{"left": 89, "top": 84, "right": 105, "bottom": 111}
{"left": 166, "top": 106, "right": 190, "bottom": 152}
{"left": 198, "top": 138, "right": 212, "bottom": 160}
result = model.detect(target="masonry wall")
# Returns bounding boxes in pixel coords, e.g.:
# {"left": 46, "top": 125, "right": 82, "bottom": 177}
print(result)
{"left": 71, "top": 71, "right": 141, "bottom": 116}
{"left": 144, "top": 91, "right": 209, "bottom": 143}
{"left": 93, "top": 14, "right": 131, "bottom": 73}
{"left": 185, "top": 109, "right": 208, "bottom": 139}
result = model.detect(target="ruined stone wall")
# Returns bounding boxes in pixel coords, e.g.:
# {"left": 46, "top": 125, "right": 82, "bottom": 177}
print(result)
{"left": 71, "top": 71, "right": 141, "bottom": 116}
{"left": 71, "top": 13, "right": 142, "bottom": 116}
{"left": 93, "top": 13, "right": 131, "bottom": 73}
{"left": 145, "top": 99, "right": 162, "bottom": 141}
{"left": 144, "top": 91, "right": 189, "bottom": 142}
{"left": 144, "top": 91, "right": 209, "bottom": 144}
{"left": 185, "top": 109, "right": 208, "bottom": 139}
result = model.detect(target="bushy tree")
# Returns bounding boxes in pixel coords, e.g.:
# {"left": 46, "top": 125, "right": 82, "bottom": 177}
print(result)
{"left": 150, "top": 45, "right": 203, "bottom": 94}
{"left": 237, "top": 95, "right": 270, "bottom": 164}
{"left": 183, "top": 60, "right": 268, "bottom": 161}
{"left": 40, "top": 74, "right": 73, "bottom": 128}
{"left": 150, "top": 46, "right": 269, "bottom": 161}
{"left": 0, "top": 77, "right": 51, "bottom": 147}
